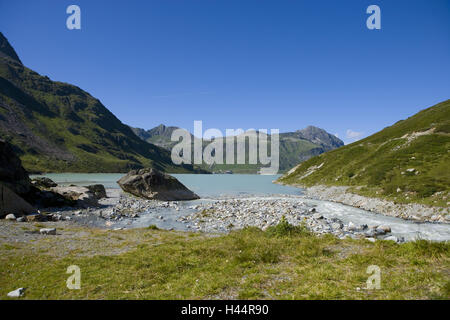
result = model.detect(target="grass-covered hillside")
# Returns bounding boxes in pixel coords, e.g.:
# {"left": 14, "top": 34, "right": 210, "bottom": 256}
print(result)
{"left": 0, "top": 33, "right": 202, "bottom": 173}
{"left": 133, "top": 124, "right": 344, "bottom": 173}
{"left": 278, "top": 100, "right": 450, "bottom": 207}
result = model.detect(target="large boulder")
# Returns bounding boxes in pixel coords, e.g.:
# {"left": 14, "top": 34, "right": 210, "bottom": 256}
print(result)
{"left": 0, "top": 184, "right": 35, "bottom": 217}
{"left": 117, "top": 168, "right": 200, "bottom": 201}
{"left": 50, "top": 186, "right": 99, "bottom": 208}
{"left": 0, "top": 140, "right": 32, "bottom": 195}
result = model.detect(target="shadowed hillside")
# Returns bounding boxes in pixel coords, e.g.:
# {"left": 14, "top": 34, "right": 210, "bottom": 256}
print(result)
{"left": 0, "top": 32, "right": 203, "bottom": 173}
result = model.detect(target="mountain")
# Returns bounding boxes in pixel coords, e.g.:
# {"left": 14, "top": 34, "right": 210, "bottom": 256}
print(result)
{"left": 278, "top": 126, "right": 343, "bottom": 171}
{"left": 131, "top": 124, "right": 187, "bottom": 150}
{"left": 132, "top": 124, "right": 344, "bottom": 173}
{"left": 278, "top": 100, "right": 450, "bottom": 207}
{"left": 0, "top": 33, "right": 21, "bottom": 63}
{"left": 0, "top": 32, "right": 202, "bottom": 173}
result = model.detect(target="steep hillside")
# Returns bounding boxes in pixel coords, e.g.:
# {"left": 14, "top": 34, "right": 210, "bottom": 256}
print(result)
{"left": 278, "top": 100, "right": 450, "bottom": 207}
{"left": 0, "top": 32, "right": 202, "bottom": 173}
{"left": 132, "top": 124, "right": 343, "bottom": 173}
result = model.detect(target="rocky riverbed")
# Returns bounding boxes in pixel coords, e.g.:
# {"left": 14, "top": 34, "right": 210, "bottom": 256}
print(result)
{"left": 301, "top": 185, "right": 449, "bottom": 223}
{"left": 5, "top": 187, "right": 450, "bottom": 242}
{"left": 177, "top": 196, "right": 401, "bottom": 242}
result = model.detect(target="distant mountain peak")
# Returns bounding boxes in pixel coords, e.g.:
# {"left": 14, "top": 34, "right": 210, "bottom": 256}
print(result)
{"left": 0, "top": 32, "right": 22, "bottom": 64}
{"left": 294, "top": 125, "right": 344, "bottom": 149}
{"left": 147, "top": 124, "right": 181, "bottom": 138}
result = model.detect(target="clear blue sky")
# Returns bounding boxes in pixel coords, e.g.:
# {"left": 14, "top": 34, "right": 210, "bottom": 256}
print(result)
{"left": 1, "top": 0, "right": 449, "bottom": 143}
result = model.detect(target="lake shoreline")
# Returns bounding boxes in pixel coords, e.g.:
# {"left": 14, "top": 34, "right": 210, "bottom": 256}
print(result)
{"left": 19, "top": 174, "right": 450, "bottom": 241}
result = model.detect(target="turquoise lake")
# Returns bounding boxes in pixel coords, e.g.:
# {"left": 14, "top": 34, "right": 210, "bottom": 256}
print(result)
{"left": 30, "top": 173, "right": 302, "bottom": 197}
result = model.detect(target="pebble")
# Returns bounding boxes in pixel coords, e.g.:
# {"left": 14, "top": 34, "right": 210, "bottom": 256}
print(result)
{"left": 384, "top": 235, "right": 398, "bottom": 242}
{"left": 7, "top": 288, "right": 25, "bottom": 298}
{"left": 40, "top": 228, "right": 56, "bottom": 235}
{"left": 377, "top": 225, "right": 391, "bottom": 233}
{"left": 5, "top": 214, "right": 16, "bottom": 220}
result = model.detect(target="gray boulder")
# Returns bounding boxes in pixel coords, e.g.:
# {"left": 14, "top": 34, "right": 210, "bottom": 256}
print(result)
{"left": 31, "top": 177, "right": 57, "bottom": 189}
{"left": 117, "top": 168, "right": 200, "bottom": 201}
{"left": 85, "top": 184, "right": 107, "bottom": 199}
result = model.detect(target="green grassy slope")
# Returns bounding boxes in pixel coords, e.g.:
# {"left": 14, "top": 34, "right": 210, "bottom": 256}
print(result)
{"left": 1, "top": 223, "right": 449, "bottom": 299}
{"left": 278, "top": 100, "right": 450, "bottom": 207}
{"left": 0, "top": 33, "right": 202, "bottom": 173}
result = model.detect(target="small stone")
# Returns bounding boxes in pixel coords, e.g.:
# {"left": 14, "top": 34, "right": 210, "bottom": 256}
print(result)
{"left": 16, "top": 217, "right": 25, "bottom": 222}
{"left": 366, "top": 238, "right": 376, "bottom": 243}
{"left": 384, "top": 235, "right": 398, "bottom": 242}
{"left": 5, "top": 214, "right": 16, "bottom": 220}
{"left": 331, "top": 222, "right": 343, "bottom": 230}
{"left": 7, "top": 287, "right": 25, "bottom": 298}
{"left": 377, "top": 225, "right": 391, "bottom": 233}
{"left": 26, "top": 214, "right": 47, "bottom": 222}
{"left": 39, "top": 228, "right": 56, "bottom": 235}
{"left": 313, "top": 213, "right": 323, "bottom": 219}
{"left": 348, "top": 221, "right": 357, "bottom": 231}
{"left": 365, "top": 230, "right": 376, "bottom": 237}
{"left": 308, "top": 208, "right": 316, "bottom": 213}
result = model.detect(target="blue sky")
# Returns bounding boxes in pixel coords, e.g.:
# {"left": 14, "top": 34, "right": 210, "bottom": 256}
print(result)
{"left": 0, "top": 0, "right": 449, "bottom": 143}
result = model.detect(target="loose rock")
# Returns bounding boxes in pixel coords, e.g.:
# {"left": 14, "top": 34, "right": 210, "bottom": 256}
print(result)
{"left": 7, "top": 288, "right": 25, "bottom": 298}
{"left": 40, "top": 228, "right": 56, "bottom": 235}
{"left": 5, "top": 213, "right": 16, "bottom": 220}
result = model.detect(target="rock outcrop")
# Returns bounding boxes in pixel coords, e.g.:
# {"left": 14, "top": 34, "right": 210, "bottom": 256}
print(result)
{"left": 0, "top": 184, "right": 35, "bottom": 217}
{"left": 0, "top": 140, "right": 35, "bottom": 217}
{"left": 117, "top": 168, "right": 200, "bottom": 201}
{"left": 0, "top": 139, "right": 32, "bottom": 195}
